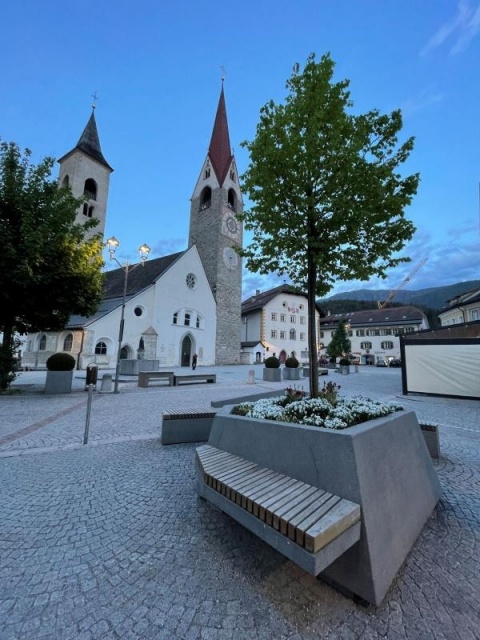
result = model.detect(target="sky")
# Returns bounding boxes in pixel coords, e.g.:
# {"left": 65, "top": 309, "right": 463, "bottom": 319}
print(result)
{"left": 2, "top": 0, "right": 480, "bottom": 301}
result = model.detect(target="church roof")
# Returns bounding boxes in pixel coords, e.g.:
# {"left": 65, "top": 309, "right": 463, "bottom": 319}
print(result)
{"left": 66, "top": 251, "right": 185, "bottom": 329}
{"left": 208, "top": 85, "right": 233, "bottom": 186}
{"left": 59, "top": 111, "right": 113, "bottom": 171}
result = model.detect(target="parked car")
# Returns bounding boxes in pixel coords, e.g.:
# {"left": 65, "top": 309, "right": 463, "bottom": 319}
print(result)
{"left": 388, "top": 359, "right": 402, "bottom": 368}
{"left": 376, "top": 358, "right": 387, "bottom": 367}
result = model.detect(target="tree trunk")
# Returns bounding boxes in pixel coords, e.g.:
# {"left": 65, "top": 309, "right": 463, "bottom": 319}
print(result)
{"left": 307, "top": 251, "right": 319, "bottom": 397}
{"left": 0, "top": 322, "right": 15, "bottom": 390}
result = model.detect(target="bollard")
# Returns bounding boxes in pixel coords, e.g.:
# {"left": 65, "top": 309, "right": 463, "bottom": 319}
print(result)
{"left": 355, "top": 365, "right": 359, "bottom": 373}
{"left": 100, "top": 373, "right": 113, "bottom": 392}
{"left": 247, "top": 369, "right": 255, "bottom": 384}
{"left": 83, "top": 384, "right": 94, "bottom": 444}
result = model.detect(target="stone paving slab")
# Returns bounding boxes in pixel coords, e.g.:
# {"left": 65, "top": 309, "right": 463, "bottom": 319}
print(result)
{"left": 0, "top": 365, "right": 479, "bottom": 638}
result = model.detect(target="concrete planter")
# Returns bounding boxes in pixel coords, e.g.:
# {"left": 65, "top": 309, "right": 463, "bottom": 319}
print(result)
{"left": 206, "top": 407, "right": 441, "bottom": 606}
{"left": 339, "top": 365, "right": 350, "bottom": 375}
{"left": 283, "top": 367, "right": 300, "bottom": 381}
{"left": 44, "top": 370, "right": 74, "bottom": 394}
{"left": 262, "top": 368, "right": 281, "bottom": 382}
{"left": 420, "top": 424, "right": 440, "bottom": 459}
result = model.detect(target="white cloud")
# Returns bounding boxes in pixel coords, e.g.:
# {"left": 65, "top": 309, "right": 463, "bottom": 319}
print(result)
{"left": 400, "top": 85, "right": 445, "bottom": 117}
{"left": 420, "top": 1, "right": 480, "bottom": 56}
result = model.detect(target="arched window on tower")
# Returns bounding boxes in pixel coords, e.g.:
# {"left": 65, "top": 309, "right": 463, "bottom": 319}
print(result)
{"left": 227, "top": 189, "right": 236, "bottom": 211}
{"left": 204, "top": 166, "right": 211, "bottom": 179}
{"left": 88, "top": 206, "right": 94, "bottom": 218}
{"left": 62, "top": 175, "right": 69, "bottom": 188}
{"left": 84, "top": 178, "right": 97, "bottom": 201}
{"left": 200, "top": 187, "right": 211, "bottom": 211}
{"left": 39, "top": 335, "right": 47, "bottom": 351}
{"left": 83, "top": 203, "right": 89, "bottom": 216}
{"left": 63, "top": 333, "right": 73, "bottom": 352}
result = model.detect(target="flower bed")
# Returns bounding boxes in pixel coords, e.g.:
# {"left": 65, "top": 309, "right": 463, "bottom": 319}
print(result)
{"left": 232, "top": 384, "right": 403, "bottom": 430}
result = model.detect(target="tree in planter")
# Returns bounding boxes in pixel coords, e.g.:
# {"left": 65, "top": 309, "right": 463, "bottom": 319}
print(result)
{"left": 327, "top": 321, "right": 351, "bottom": 362}
{"left": 239, "top": 53, "right": 419, "bottom": 397}
{"left": 0, "top": 141, "right": 104, "bottom": 389}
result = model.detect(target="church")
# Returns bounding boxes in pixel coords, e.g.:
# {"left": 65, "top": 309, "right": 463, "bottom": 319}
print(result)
{"left": 22, "top": 86, "right": 244, "bottom": 370}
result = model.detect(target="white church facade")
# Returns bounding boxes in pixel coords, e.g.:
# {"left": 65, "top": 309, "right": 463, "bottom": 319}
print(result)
{"left": 22, "top": 85, "right": 242, "bottom": 370}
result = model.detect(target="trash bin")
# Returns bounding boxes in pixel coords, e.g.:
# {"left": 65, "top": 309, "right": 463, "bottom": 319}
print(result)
{"left": 85, "top": 363, "right": 98, "bottom": 390}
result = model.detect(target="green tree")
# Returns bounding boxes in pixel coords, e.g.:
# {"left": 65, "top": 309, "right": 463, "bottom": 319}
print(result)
{"left": 239, "top": 53, "right": 419, "bottom": 396}
{"left": 326, "top": 321, "right": 351, "bottom": 361}
{"left": 0, "top": 141, "right": 104, "bottom": 389}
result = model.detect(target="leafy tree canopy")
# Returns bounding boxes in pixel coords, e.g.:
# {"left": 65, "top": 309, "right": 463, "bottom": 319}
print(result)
{"left": 239, "top": 52, "right": 419, "bottom": 395}
{"left": 0, "top": 140, "right": 105, "bottom": 387}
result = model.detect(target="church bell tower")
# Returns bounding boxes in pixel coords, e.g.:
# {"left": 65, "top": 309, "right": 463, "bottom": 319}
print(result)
{"left": 188, "top": 84, "right": 243, "bottom": 364}
{"left": 57, "top": 108, "right": 113, "bottom": 241}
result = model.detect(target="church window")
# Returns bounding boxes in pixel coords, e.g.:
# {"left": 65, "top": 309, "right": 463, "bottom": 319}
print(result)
{"left": 184, "top": 312, "right": 191, "bottom": 326}
{"left": 84, "top": 178, "right": 97, "bottom": 200}
{"left": 62, "top": 175, "right": 69, "bottom": 187}
{"left": 95, "top": 341, "right": 107, "bottom": 355}
{"left": 200, "top": 187, "right": 211, "bottom": 210}
{"left": 138, "top": 337, "right": 145, "bottom": 350}
{"left": 230, "top": 169, "right": 236, "bottom": 183}
{"left": 204, "top": 166, "right": 211, "bottom": 179}
{"left": 290, "top": 329, "right": 296, "bottom": 340}
{"left": 83, "top": 203, "right": 88, "bottom": 216}
{"left": 186, "top": 273, "right": 197, "bottom": 289}
{"left": 173, "top": 312, "right": 178, "bottom": 325}
{"left": 63, "top": 333, "right": 73, "bottom": 351}
{"left": 196, "top": 315, "right": 201, "bottom": 329}
{"left": 88, "top": 206, "right": 94, "bottom": 218}
{"left": 227, "top": 189, "right": 236, "bottom": 211}
{"left": 134, "top": 307, "right": 143, "bottom": 317}
{"left": 39, "top": 335, "right": 47, "bottom": 350}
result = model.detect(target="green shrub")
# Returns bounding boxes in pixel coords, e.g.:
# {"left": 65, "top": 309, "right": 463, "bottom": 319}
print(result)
{"left": 264, "top": 356, "right": 280, "bottom": 369}
{"left": 285, "top": 356, "right": 299, "bottom": 368}
{"left": 46, "top": 352, "right": 76, "bottom": 371}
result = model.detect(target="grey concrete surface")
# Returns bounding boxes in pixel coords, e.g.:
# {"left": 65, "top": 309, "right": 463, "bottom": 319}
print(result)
{"left": 1, "top": 365, "right": 479, "bottom": 639}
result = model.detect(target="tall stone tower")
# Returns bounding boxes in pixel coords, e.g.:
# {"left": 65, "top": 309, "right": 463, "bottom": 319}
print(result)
{"left": 57, "top": 109, "right": 113, "bottom": 240}
{"left": 188, "top": 84, "right": 243, "bottom": 364}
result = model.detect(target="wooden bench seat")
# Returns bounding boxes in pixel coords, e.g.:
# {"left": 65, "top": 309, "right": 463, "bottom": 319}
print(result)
{"left": 138, "top": 371, "right": 174, "bottom": 388}
{"left": 195, "top": 445, "right": 361, "bottom": 575}
{"left": 174, "top": 373, "right": 216, "bottom": 386}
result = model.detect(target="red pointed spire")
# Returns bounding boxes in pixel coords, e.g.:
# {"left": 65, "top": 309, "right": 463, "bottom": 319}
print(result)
{"left": 208, "top": 85, "right": 233, "bottom": 186}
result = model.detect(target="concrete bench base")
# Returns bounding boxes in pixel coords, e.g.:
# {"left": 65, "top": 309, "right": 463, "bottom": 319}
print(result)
{"left": 174, "top": 374, "right": 216, "bottom": 386}
{"left": 138, "top": 371, "right": 174, "bottom": 388}
{"left": 161, "top": 409, "right": 216, "bottom": 445}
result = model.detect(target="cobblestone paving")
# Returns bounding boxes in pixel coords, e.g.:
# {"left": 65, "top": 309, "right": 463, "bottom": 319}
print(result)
{"left": 0, "top": 366, "right": 479, "bottom": 638}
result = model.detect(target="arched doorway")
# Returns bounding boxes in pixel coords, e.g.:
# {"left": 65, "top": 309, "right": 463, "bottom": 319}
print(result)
{"left": 181, "top": 335, "right": 193, "bottom": 367}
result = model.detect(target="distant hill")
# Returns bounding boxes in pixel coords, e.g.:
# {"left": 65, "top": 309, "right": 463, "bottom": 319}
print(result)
{"left": 319, "top": 280, "right": 480, "bottom": 312}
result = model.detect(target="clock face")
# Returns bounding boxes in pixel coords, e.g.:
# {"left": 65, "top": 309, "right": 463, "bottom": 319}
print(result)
{"left": 226, "top": 216, "right": 238, "bottom": 234}
{"left": 222, "top": 209, "right": 240, "bottom": 241}
{"left": 223, "top": 247, "right": 238, "bottom": 270}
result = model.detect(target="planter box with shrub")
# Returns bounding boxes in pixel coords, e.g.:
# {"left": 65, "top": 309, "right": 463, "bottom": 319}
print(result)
{"left": 44, "top": 353, "right": 75, "bottom": 394}
{"left": 263, "top": 356, "right": 281, "bottom": 382}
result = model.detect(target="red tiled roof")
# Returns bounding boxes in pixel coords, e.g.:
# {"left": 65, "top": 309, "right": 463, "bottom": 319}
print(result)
{"left": 208, "top": 86, "right": 233, "bottom": 186}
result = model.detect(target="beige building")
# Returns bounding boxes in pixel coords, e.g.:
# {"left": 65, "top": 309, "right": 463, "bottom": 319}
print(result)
{"left": 438, "top": 287, "right": 480, "bottom": 326}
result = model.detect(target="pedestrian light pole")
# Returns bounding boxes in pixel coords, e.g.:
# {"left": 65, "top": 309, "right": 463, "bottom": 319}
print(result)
{"left": 105, "top": 236, "right": 151, "bottom": 394}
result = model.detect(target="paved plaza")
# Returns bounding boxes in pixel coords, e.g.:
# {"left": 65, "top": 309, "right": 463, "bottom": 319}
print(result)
{"left": 0, "top": 366, "right": 479, "bottom": 639}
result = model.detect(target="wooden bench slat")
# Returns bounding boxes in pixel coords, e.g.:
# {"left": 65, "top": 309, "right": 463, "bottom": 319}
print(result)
{"left": 258, "top": 481, "right": 311, "bottom": 524}
{"left": 304, "top": 500, "right": 361, "bottom": 553}
{"left": 289, "top": 495, "right": 340, "bottom": 542}
{"left": 280, "top": 489, "right": 328, "bottom": 536}
{"left": 272, "top": 485, "right": 321, "bottom": 531}
{"left": 246, "top": 476, "right": 296, "bottom": 514}
{"left": 215, "top": 463, "right": 261, "bottom": 494}
{"left": 230, "top": 468, "right": 283, "bottom": 505}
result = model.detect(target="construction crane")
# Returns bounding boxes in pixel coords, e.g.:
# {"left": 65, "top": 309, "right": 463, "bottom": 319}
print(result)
{"left": 377, "top": 258, "right": 428, "bottom": 309}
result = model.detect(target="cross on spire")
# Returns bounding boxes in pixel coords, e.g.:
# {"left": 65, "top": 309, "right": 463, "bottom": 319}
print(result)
{"left": 91, "top": 90, "right": 99, "bottom": 110}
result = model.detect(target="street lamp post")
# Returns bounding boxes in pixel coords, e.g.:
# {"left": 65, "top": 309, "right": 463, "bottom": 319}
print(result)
{"left": 106, "top": 237, "right": 151, "bottom": 394}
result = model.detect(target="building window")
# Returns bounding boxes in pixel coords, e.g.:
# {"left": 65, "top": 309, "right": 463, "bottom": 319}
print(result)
{"left": 134, "top": 307, "right": 143, "bottom": 317}
{"left": 300, "top": 316, "right": 306, "bottom": 324}
{"left": 173, "top": 312, "right": 178, "bottom": 325}
{"left": 186, "top": 273, "right": 197, "bottom": 289}
{"left": 196, "top": 315, "right": 201, "bottom": 329}
{"left": 360, "top": 341, "right": 372, "bottom": 350}
{"left": 184, "top": 312, "right": 191, "bottom": 326}
{"left": 83, "top": 178, "right": 97, "bottom": 200}
{"left": 39, "top": 335, "right": 47, "bottom": 350}
{"left": 381, "top": 341, "right": 394, "bottom": 350}
{"left": 95, "top": 341, "right": 107, "bottom": 355}
{"left": 280, "top": 331, "right": 286, "bottom": 339}
{"left": 204, "top": 166, "right": 211, "bottom": 179}
{"left": 271, "top": 330, "right": 277, "bottom": 338}
{"left": 83, "top": 203, "right": 88, "bottom": 216}
{"left": 300, "top": 333, "right": 305, "bottom": 340}
{"left": 290, "top": 329, "right": 296, "bottom": 340}
{"left": 348, "top": 330, "right": 353, "bottom": 337}
{"left": 200, "top": 186, "right": 211, "bottom": 210}
{"left": 62, "top": 175, "right": 69, "bottom": 187}
{"left": 356, "top": 329, "right": 365, "bottom": 337}
{"left": 280, "top": 314, "right": 286, "bottom": 322}
{"left": 230, "top": 169, "right": 236, "bottom": 182}
{"left": 271, "top": 312, "right": 277, "bottom": 321}
{"left": 290, "top": 315, "right": 296, "bottom": 323}
{"left": 471, "top": 309, "right": 479, "bottom": 320}
{"left": 227, "top": 188, "right": 236, "bottom": 211}
{"left": 63, "top": 333, "right": 73, "bottom": 351}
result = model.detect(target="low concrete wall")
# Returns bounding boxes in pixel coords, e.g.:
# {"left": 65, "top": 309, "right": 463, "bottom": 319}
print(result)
{"left": 207, "top": 408, "right": 442, "bottom": 606}
{"left": 119, "top": 360, "right": 159, "bottom": 375}
{"left": 161, "top": 412, "right": 216, "bottom": 445}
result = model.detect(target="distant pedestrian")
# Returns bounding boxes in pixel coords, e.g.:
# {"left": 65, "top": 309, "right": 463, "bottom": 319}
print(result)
{"left": 192, "top": 353, "right": 198, "bottom": 370}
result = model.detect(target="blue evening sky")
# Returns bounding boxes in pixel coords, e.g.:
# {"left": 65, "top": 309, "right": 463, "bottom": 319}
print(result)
{"left": 2, "top": 0, "right": 479, "bottom": 300}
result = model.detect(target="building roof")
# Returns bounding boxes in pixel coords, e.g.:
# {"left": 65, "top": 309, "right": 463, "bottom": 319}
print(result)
{"left": 321, "top": 305, "right": 426, "bottom": 328}
{"left": 66, "top": 251, "right": 185, "bottom": 329}
{"left": 208, "top": 85, "right": 233, "bottom": 186}
{"left": 242, "top": 284, "right": 323, "bottom": 315}
{"left": 441, "top": 287, "right": 480, "bottom": 312}
{"left": 58, "top": 111, "right": 113, "bottom": 171}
